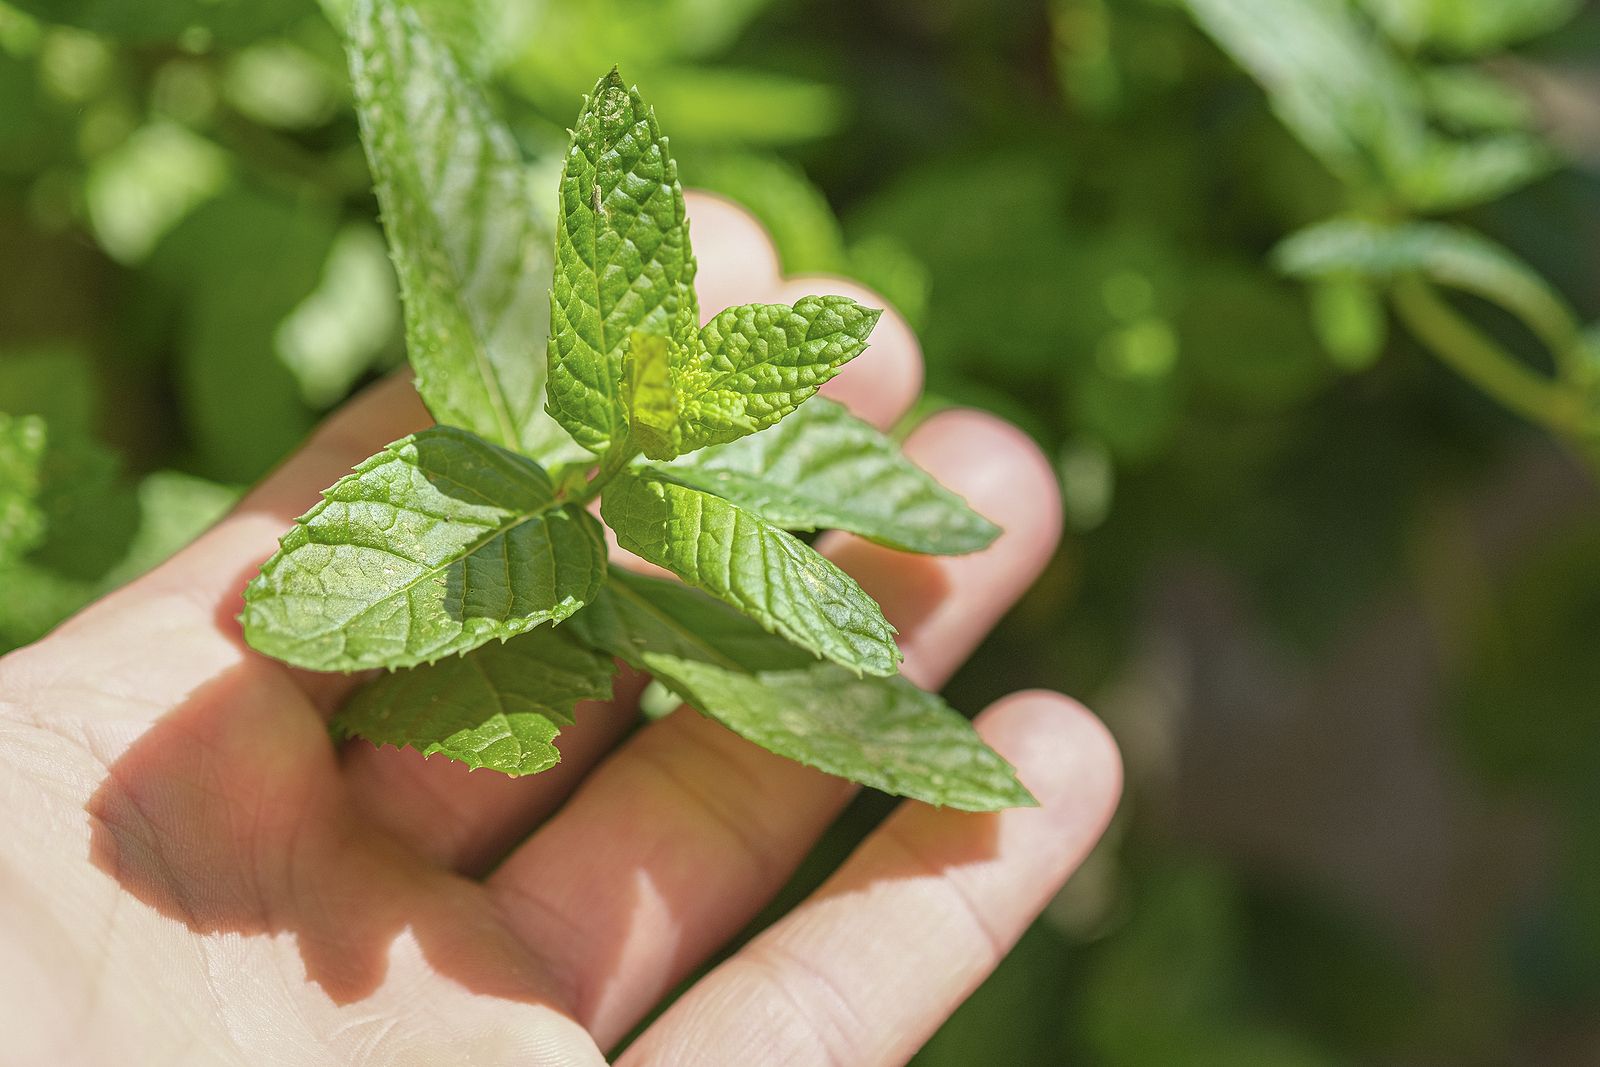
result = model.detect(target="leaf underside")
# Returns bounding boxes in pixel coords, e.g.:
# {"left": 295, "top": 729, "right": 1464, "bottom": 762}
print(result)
{"left": 333, "top": 627, "right": 617, "bottom": 775}
{"left": 571, "top": 570, "right": 1032, "bottom": 811}
{"left": 568, "top": 566, "right": 817, "bottom": 674}
{"left": 657, "top": 656, "right": 1035, "bottom": 811}
{"left": 1274, "top": 218, "right": 1575, "bottom": 352}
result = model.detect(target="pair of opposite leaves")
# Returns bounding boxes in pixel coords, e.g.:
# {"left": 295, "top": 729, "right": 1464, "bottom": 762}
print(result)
{"left": 239, "top": 0, "right": 1032, "bottom": 811}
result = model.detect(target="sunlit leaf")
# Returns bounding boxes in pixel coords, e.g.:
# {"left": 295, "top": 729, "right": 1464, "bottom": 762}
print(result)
{"left": 243, "top": 426, "right": 606, "bottom": 671}
{"left": 571, "top": 571, "right": 1031, "bottom": 810}
{"left": 667, "top": 397, "right": 998, "bottom": 554}
{"left": 1276, "top": 218, "right": 1580, "bottom": 357}
{"left": 601, "top": 468, "right": 900, "bottom": 676}
{"left": 350, "top": 0, "right": 570, "bottom": 459}
{"left": 547, "top": 68, "right": 697, "bottom": 453}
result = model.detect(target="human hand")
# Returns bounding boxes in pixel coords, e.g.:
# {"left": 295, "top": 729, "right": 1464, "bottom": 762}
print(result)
{"left": 0, "top": 194, "right": 1120, "bottom": 1066}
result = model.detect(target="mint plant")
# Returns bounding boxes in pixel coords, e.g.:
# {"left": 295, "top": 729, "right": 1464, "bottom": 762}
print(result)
{"left": 1184, "top": 0, "right": 1600, "bottom": 449}
{"left": 239, "top": 0, "right": 1030, "bottom": 811}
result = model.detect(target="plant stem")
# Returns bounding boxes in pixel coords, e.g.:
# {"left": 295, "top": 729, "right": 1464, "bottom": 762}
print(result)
{"left": 1392, "top": 276, "right": 1594, "bottom": 439}
{"left": 570, "top": 438, "right": 639, "bottom": 506}
{"left": 1522, "top": 298, "right": 1587, "bottom": 385}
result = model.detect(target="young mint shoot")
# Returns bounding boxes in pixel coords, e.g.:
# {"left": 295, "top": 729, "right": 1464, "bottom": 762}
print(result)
{"left": 240, "top": 0, "right": 1028, "bottom": 811}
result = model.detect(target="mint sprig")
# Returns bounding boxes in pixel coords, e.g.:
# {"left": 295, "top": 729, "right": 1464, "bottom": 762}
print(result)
{"left": 241, "top": 0, "right": 1026, "bottom": 812}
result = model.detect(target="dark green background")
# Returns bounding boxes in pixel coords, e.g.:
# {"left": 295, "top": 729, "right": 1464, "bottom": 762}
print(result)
{"left": 3, "top": 0, "right": 1600, "bottom": 1062}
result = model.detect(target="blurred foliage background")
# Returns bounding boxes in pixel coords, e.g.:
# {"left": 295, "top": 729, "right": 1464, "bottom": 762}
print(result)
{"left": 5, "top": 0, "right": 1600, "bottom": 1062}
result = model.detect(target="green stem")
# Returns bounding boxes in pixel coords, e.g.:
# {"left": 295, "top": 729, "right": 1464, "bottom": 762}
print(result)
{"left": 1392, "top": 276, "right": 1594, "bottom": 439}
{"left": 570, "top": 438, "right": 639, "bottom": 506}
{"left": 1521, "top": 298, "right": 1586, "bottom": 385}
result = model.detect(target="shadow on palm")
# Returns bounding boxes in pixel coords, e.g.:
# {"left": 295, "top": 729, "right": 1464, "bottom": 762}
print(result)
{"left": 79, "top": 549, "right": 996, "bottom": 1036}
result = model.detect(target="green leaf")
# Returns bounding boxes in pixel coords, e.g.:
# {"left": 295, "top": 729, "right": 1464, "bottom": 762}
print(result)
{"left": 275, "top": 223, "right": 400, "bottom": 409}
{"left": 28, "top": 429, "right": 140, "bottom": 582}
{"left": 242, "top": 425, "right": 605, "bottom": 671}
{"left": 1183, "top": 0, "right": 1423, "bottom": 188}
{"left": 151, "top": 189, "right": 324, "bottom": 484}
{"left": 568, "top": 566, "right": 816, "bottom": 673}
{"left": 0, "top": 562, "right": 94, "bottom": 654}
{"left": 224, "top": 40, "right": 342, "bottom": 130}
{"left": 661, "top": 295, "right": 881, "bottom": 457}
{"left": 543, "top": 72, "right": 878, "bottom": 461}
{"left": 1275, "top": 219, "right": 1580, "bottom": 358}
{"left": 1420, "top": 67, "right": 1533, "bottom": 132}
{"left": 600, "top": 468, "right": 900, "bottom": 676}
{"left": 1184, "top": 0, "right": 1550, "bottom": 211}
{"left": 656, "top": 657, "right": 1034, "bottom": 811}
{"left": 350, "top": 0, "right": 570, "bottom": 460}
{"left": 332, "top": 628, "right": 617, "bottom": 776}
{"left": 666, "top": 397, "right": 998, "bottom": 554}
{"left": 85, "top": 121, "right": 231, "bottom": 265}
{"left": 621, "top": 331, "right": 680, "bottom": 460}
{"left": 102, "top": 471, "right": 239, "bottom": 589}
{"left": 6, "top": 0, "right": 310, "bottom": 43}
{"left": 1307, "top": 276, "right": 1388, "bottom": 371}
{"left": 569, "top": 571, "right": 1031, "bottom": 811}
{"left": 0, "top": 467, "right": 238, "bottom": 655}
{"left": 0, "top": 413, "right": 48, "bottom": 566}
{"left": 1394, "top": 133, "right": 1555, "bottom": 213}
{"left": 548, "top": 68, "right": 697, "bottom": 454}
{"left": 1361, "top": 0, "right": 1582, "bottom": 54}
{"left": 620, "top": 295, "right": 883, "bottom": 462}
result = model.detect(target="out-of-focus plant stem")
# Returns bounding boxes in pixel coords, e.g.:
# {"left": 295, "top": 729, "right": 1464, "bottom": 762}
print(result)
{"left": 1392, "top": 275, "right": 1596, "bottom": 443}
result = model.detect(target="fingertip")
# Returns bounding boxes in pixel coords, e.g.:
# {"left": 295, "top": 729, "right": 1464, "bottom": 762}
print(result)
{"left": 685, "top": 191, "right": 783, "bottom": 312}
{"left": 902, "top": 409, "right": 1062, "bottom": 560}
{"left": 976, "top": 691, "right": 1122, "bottom": 825}
{"left": 817, "top": 410, "right": 1063, "bottom": 689}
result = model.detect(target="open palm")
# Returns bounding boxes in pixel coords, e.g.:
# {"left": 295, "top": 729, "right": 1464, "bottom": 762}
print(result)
{"left": 0, "top": 196, "right": 1120, "bottom": 1066}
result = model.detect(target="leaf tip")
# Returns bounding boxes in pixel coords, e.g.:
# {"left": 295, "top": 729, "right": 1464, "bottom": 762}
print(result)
{"left": 968, "top": 515, "right": 1004, "bottom": 552}
{"left": 1010, "top": 782, "right": 1041, "bottom": 809}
